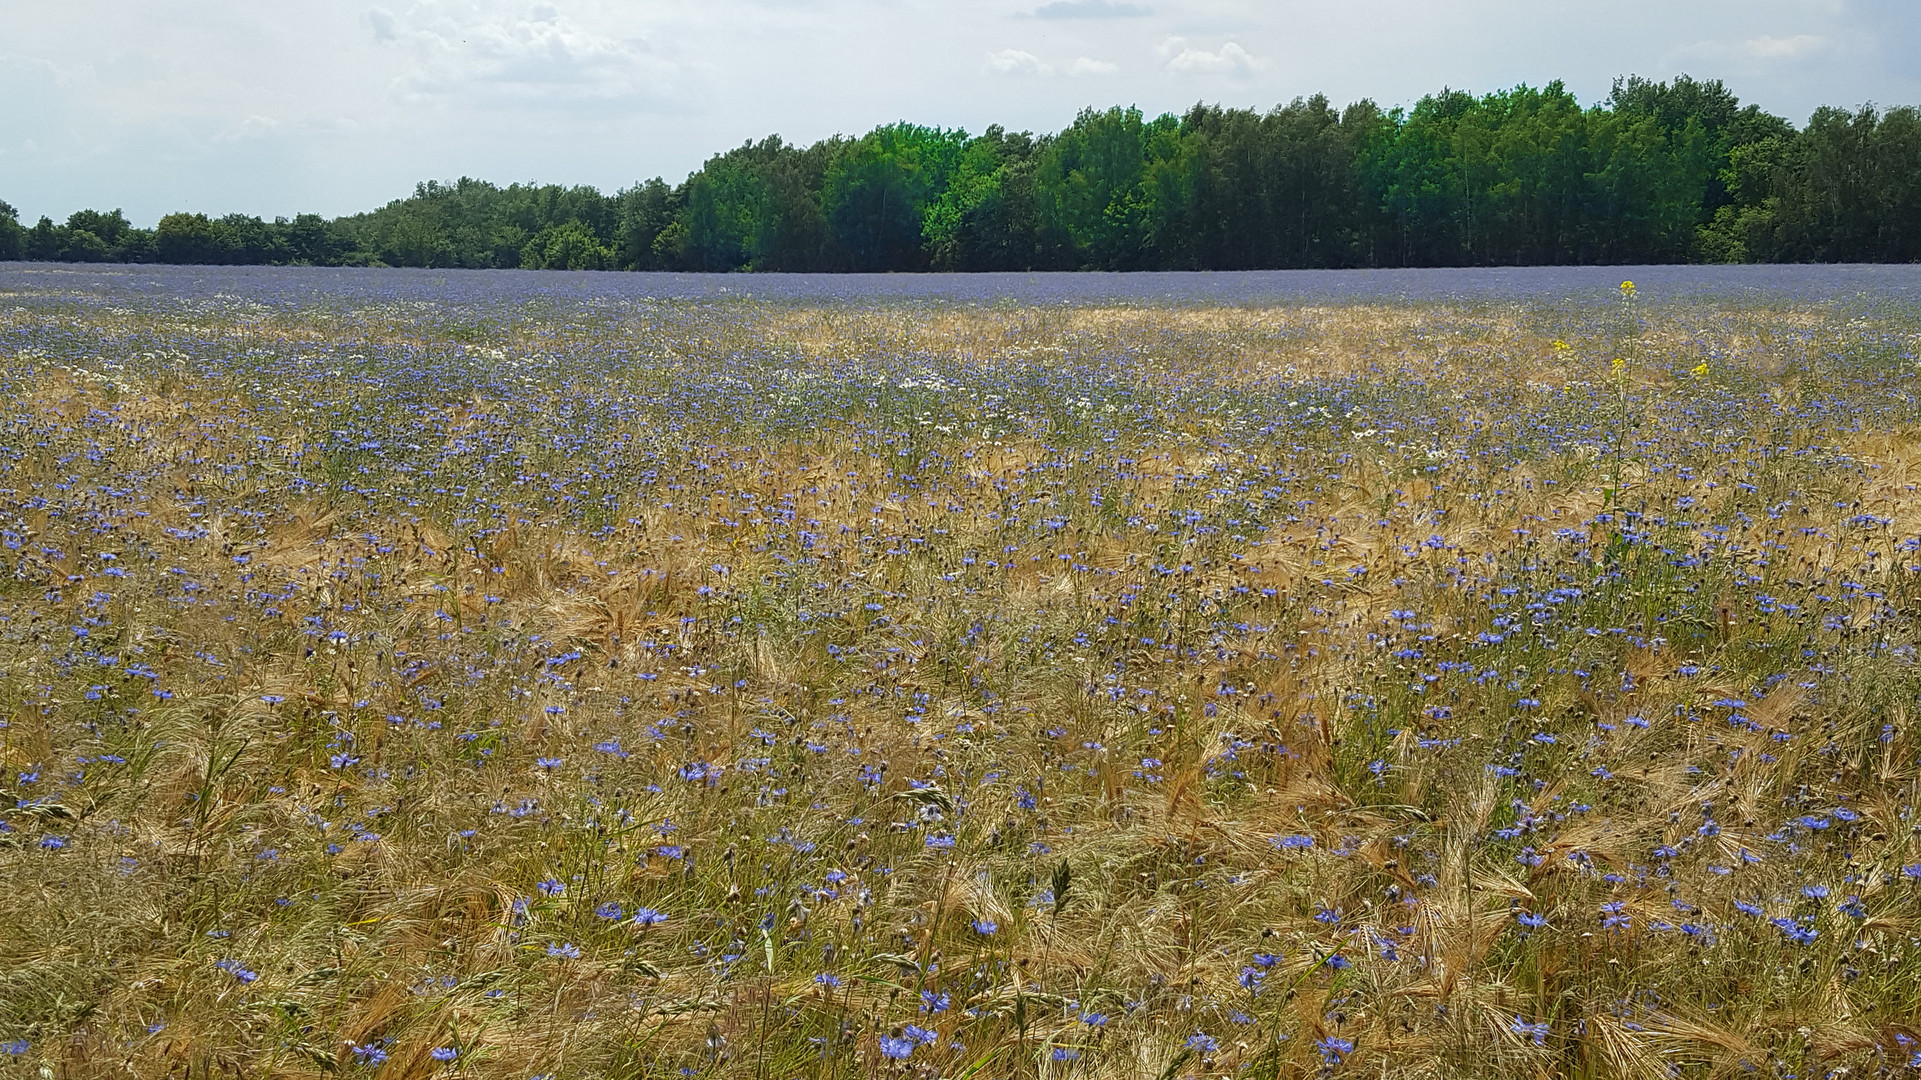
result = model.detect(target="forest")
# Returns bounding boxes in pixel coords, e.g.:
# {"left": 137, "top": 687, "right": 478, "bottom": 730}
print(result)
{"left": 4, "top": 76, "right": 1918, "bottom": 270}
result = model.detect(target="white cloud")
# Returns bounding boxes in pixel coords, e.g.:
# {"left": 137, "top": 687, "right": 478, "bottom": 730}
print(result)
{"left": 1744, "top": 33, "right": 1826, "bottom": 59}
{"left": 1033, "top": 0, "right": 1150, "bottom": 18}
{"left": 375, "top": 1, "right": 677, "bottom": 105}
{"left": 1159, "top": 37, "right": 1261, "bottom": 76}
{"left": 1666, "top": 29, "right": 1843, "bottom": 75}
{"left": 4, "top": 0, "right": 1915, "bottom": 225}
{"left": 368, "top": 7, "right": 400, "bottom": 41}
{"left": 985, "top": 50, "right": 1115, "bottom": 77}
{"left": 222, "top": 114, "right": 282, "bottom": 140}
{"left": 985, "top": 48, "right": 1050, "bottom": 76}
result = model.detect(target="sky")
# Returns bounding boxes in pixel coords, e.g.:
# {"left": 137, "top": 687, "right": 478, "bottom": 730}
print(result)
{"left": 3, "top": 0, "right": 1916, "bottom": 225}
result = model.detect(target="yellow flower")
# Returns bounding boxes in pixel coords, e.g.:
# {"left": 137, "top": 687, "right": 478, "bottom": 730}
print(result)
{"left": 1692, "top": 362, "right": 1710, "bottom": 376}
{"left": 1550, "top": 339, "right": 1569, "bottom": 351}
{"left": 1611, "top": 357, "right": 1626, "bottom": 374}
{"left": 1620, "top": 280, "right": 1636, "bottom": 294}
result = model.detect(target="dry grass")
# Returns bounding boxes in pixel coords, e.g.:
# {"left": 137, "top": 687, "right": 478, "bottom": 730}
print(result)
{"left": 2, "top": 286, "right": 1921, "bottom": 1079}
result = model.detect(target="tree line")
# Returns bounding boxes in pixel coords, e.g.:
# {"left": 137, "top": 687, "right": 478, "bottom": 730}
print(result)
{"left": 4, "top": 76, "right": 1918, "bottom": 271}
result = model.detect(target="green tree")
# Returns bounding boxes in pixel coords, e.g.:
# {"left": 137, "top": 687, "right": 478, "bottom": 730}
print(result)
{"left": 676, "top": 150, "right": 772, "bottom": 271}
{"left": 0, "top": 200, "right": 20, "bottom": 260}
{"left": 1610, "top": 76, "right": 1793, "bottom": 212}
{"left": 62, "top": 209, "right": 139, "bottom": 261}
{"left": 669, "top": 137, "right": 838, "bottom": 271}
{"left": 922, "top": 126, "right": 1046, "bottom": 271}
{"left": 332, "top": 177, "right": 618, "bottom": 268}
{"left": 1694, "top": 134, "right": 1789, "bottom": 262}
{"left": 14, "top": 76, "right": 1921, "bottom": 272}
{"left": 1770, "top": 105, "right": 1921, "bottom": 262}
{"left": 1584, "top": 108, "right": 1711, "bottom": 262}
{"left": 614, "top": 178, "right": 679, "bottom": 270}
{"left": 281, "top": 213, "right": 355, "bottom": 265}
{"left": 1363, "top": 89, "right": 1477, "bottom": 265}
{"left": 215, "top": 214, "right": 286, "bottom": 264}
{"left": 521, "top": 221, "right": 614, "bottom": 269}
{"left": 1361, "top": 83, "right": 1712, "bottom": 265}
{"left": 752, "top": 137, "right": 841, "bottom": 271}
{"left": 1610, "top": 75, "right": 1793, "bottom": 260}
{"left": 822, "top": 123, "right": 966, "bottom": 271}
{"left": 1474, "top": 84, "right": 1593, "bottom": 263}
{"left": 24, "top": 217, "right": 58, "bottom": 260}
{"left": 156, "top": 213, "right": 223, "bottom": 263}
{"left": 1179, "top": 96, "right": 1376, "bottom": 269}
{"left": 27, "top": 208, "right": 153, "bottom": 263}
{"left": 1036, "top": 106, "right": 1185, "bottom": 269}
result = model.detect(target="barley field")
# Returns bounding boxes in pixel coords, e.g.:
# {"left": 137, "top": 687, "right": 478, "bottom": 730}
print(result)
{"left": 3, "top": 266, "right": 1921, "bottom": 1079}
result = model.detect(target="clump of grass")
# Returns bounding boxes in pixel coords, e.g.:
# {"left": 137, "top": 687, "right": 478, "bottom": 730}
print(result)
{"left": 2, "top": 285, "right": 1921, "bottom": 1078}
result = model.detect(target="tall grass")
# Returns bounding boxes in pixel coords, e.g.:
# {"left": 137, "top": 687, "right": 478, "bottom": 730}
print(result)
{"left": 2, "top": 284, "right": 1920, "bottom": 1078}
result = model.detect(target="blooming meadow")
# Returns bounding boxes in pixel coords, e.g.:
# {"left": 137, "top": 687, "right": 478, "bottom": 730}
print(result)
{"left": 3, "top": 266, "right": 1921, "bottom": 1078}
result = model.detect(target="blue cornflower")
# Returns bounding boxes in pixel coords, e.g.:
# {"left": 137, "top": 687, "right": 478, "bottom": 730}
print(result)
{"left": 1316, "top": 1037, "right": 1354, "bottom": 1064}
{"left": 1510, "top": 1016, "right": 1550, "bottom": 1046}
{"left": 1770, "top": 917, "right": 1817, "bottom": 946}
{"left": 213, "top": 958, "right": 258, "bottom": 983}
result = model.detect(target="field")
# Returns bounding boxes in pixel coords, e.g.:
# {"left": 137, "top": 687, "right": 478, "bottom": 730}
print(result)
{"left": 3, "top": 266, "right": 1921, "bottom": 1079}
